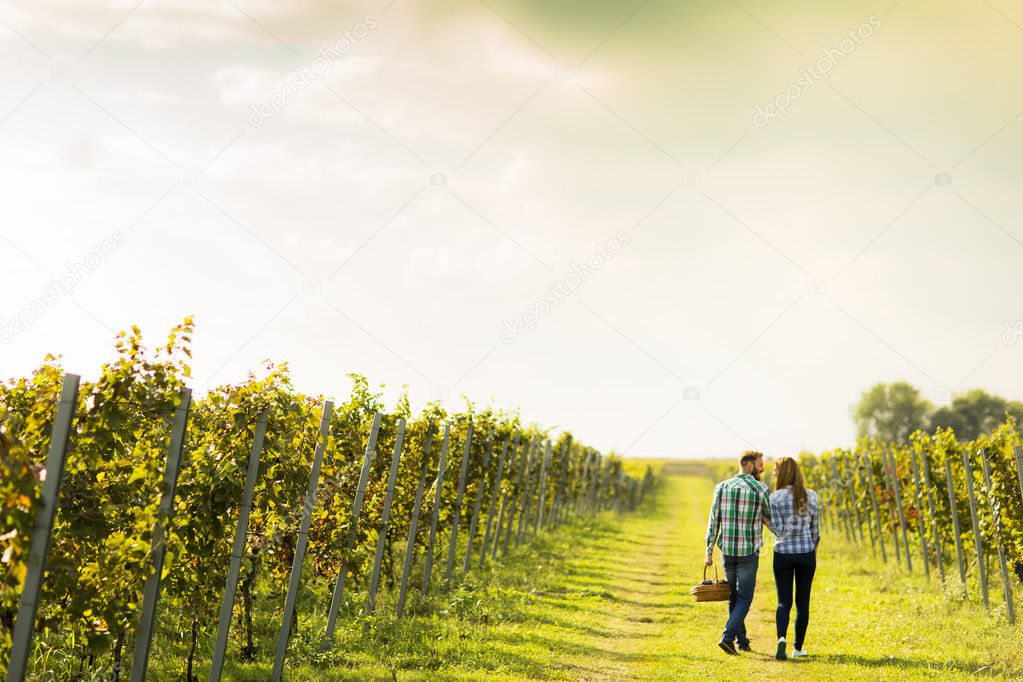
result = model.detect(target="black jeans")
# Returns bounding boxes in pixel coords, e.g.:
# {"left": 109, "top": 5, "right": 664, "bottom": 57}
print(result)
{"left": 773, "top": 550, "right": 816, "bottom": 649}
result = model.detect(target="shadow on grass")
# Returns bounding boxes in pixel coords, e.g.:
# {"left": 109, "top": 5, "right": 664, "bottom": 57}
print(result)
{"left": 491, "top": 629, "right": 669, "bottom": 666}
{"left": 815, "top": 652, "right": 1005, "bottom": 677}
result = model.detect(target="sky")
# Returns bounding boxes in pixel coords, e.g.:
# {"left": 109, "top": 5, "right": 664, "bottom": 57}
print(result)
{"left": 1, "top": 0, "right": 1022, "bottom": 459}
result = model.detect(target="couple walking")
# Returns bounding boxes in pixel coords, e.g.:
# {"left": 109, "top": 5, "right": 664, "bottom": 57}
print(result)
{"left": 703, "top": 450, "right": 820, "bottom": 661}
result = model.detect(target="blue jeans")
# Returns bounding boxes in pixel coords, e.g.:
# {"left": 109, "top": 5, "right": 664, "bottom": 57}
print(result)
{"left": 722, "top": 552, "right": 759, "bottom": 645}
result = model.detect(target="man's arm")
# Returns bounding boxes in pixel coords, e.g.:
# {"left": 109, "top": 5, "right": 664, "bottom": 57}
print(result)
{"left": 705, "top": 484, "right": 722, "bottom": 565}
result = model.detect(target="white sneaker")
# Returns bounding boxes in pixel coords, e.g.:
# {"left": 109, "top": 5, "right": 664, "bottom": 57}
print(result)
{"left": 791, "top": 648, "right": 809, "bottom": 658}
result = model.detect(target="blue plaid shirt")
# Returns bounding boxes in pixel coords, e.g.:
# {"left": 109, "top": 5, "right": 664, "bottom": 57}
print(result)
{"left": 767, "top": 486, "right": 819, "bottom": 554}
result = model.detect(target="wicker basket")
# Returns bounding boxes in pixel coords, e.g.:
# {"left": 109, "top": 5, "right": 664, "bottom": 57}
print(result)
{"left": 690, "top": 564, "right": 731, "bottom": 602}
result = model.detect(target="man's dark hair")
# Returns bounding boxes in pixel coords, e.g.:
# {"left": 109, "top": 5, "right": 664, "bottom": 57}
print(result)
{"left": 739, "top": 450, "right": 763, "bottom": 469}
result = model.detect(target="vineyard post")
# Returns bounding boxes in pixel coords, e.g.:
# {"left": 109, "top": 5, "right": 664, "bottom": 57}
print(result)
{"left": 524, "top": 438, "right": 544, "bottom": 539}
{"left": 515, "top": 436, "right": 539, "bottom": 547}
{"left": 962, "top": 448, "right": 989, "bottom": 608}
{"left": 909, "top": 451, "right": 931, "bottom": 580}
{"left": 444, "top": 421, "right": 473, "bottom": 585}
{"left": 822, "top": 481, "right": 833, "bottom": 532}
{"left": 588, "top": 448, "right": 600, "bottom": 509}
{"left": 557, "top": 442, "right": 573, "bottom": 526}
{"left": 209, "top": 409, "right": 268, "bottom": 682}
{"left": 606, "top": 460, "right": 615, "bottom": 510}
{"left": 421, "top": 423, "right": 450, "bottom": 593}
{"left": 1014, "top": 445, "right": 1023, "bottom": 519}
{"left": 463, "top": 427, "right": 494, "bottom": 572}
{"left": 605, "top": 466, "right": 613, "bottom": 515}
{"left": 585, "top": 449, "right": 598, "bottom": 514}
{"left": 850, "top": 454, "right": 877, "bottom": 557}
{"left": 837, "top": 479, "right": 852, "bottom": 542}
{"left": 554, "top": 442, "right": 574, "bottom": 527}
{"left": 581, "top": 447, "right": 597, "bottom": 511}
{"left": 494, "top": 437, "right": 522, "bottom": 559}
{"left": 842, "top": 456, "right": 866, "bottom": 546}
{"left": 324, "top": 412, "right": 382, "bottom": 647}
{"left": 501, "top": 439, "right": 527, "bottom": 556}
{"left": 510, "top": 435, "right": 536, "bottom": 551}
{"left": 589, "top": 454, "right": 603, "bottom": 514}
{"left": 573, "top": 446, "right": 590, "bottom": 514}
{"left": 606, "top": 462, "right": 615, "bottom": 511}
{"left": 569, "top": 446, "right": 583, "bottom": 515}
{"left": 131, "top": 388, "right": 192, "bottom": 682}
{"left": 479, "top": 435, "right": 510, "bottom": 569}
{"left": 615, "top": 471, "right": 623, "bottom": 513}
{"left": 920, "top": 450, "right": 945, "bottom": 583}
{"left": 597, "top": 454, "right": 607, "bottom": 511}
{"left": 825, "top": 485, "right": 837, "bottom": 533}
{"left": 533, "top": 440, "right": 553, "bottom": 536}
{"left": 860, "top": 453, "right": 887, "bottom": 563}
{"left": 270, "top": 400, "right": 333, "bottom": 682}
{"left": 887, "top": 449, "right": 913, "bottom": 573}
{"left": 397, "top": 428, "right": 434, "bottom": 618}
{"left": 603, "top": 462, "right": 610, "bottom": 512}
{"left": 6, "top": 373, "right": 79, "bottom": 682}
{"left": 544, "top": 440, "right": 559, "bottom": 530}
{"left": 980, "top": 448, "right": 1013, "bottom": 622}
{"left": 944, "top": 457, "right": 967, "bottom": 585}
{"left": 578, "top": 449, "right": 591, "bottom": 514}
{"left": 547, "top": 442, "right": 565, "bottom": 530}
{"left": 830, "top": 458, "right": 854, "bottom": 544}
{"left": 817, "top": 486, "right": 830, "bottom": 533}
{"left": 602, "top": 461, "right": 613, "bottom": 511}
{"left": 881, "top": 449, "right": 904, "bottom": 566}
{"left": 826, "top": 461, "right": 850, "bottom": 543}
{"left": 366, "top": 418, "right": 406, "bottom": 615}
{"left": 841, "top": 467, "right": 857, "bottom": 542}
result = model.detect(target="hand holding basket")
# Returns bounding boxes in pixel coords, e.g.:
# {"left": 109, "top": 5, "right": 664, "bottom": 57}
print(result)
{"left": 690, "top": 564, "right": 731, "bottom": 602}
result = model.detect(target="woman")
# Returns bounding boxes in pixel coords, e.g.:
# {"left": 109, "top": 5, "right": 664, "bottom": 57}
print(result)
{"left": 766, "top": 456, "right": 819, "bottom": 661}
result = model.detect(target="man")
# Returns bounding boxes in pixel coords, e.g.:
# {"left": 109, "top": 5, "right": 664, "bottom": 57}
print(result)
{"left": 704, "top": 450, "right": 771, "bottom": 655}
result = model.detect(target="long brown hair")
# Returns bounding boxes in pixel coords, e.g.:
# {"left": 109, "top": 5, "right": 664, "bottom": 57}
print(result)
{"left": 774, "top": 457, "right": 809, "bottom": 515}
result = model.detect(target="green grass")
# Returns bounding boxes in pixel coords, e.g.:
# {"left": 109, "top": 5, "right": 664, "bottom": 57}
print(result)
{"left": 151, "top": 474, "right": 1022, "bottom": 680}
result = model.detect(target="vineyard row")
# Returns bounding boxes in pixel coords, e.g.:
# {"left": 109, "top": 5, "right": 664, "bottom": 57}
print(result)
{"left": 799, "top": 421, "right": 1023, "bottom": 625}
{"left": 0, "top": 321, "right": 655, "bottom": 681}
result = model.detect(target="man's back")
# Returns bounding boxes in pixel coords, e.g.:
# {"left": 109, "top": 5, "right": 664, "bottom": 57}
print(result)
{"left": 706, "top": 473, "right": 770, "bottom": 558}
{"left": 704, "top": 451, "right": 772, "bottom": 655}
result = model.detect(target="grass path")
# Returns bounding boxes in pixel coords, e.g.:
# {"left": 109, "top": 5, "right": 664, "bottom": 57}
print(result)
{"left": 218, "top": 473, "right": 1022, "bottom": 680}
{"left": 518, "top": 473, "right": 1023, "bottom": 681}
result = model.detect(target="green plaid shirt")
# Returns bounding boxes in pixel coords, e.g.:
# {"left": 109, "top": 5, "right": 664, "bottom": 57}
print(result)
{"left": 705, "top": 473, "right": 771, "bottom": 557}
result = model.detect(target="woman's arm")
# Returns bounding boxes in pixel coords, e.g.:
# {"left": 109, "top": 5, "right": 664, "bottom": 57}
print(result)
{"left": 810, "top": 490, "right": 820, "bottom": 549}
{"left": 763, "top": 492, "right": 776, "bottom": 534}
